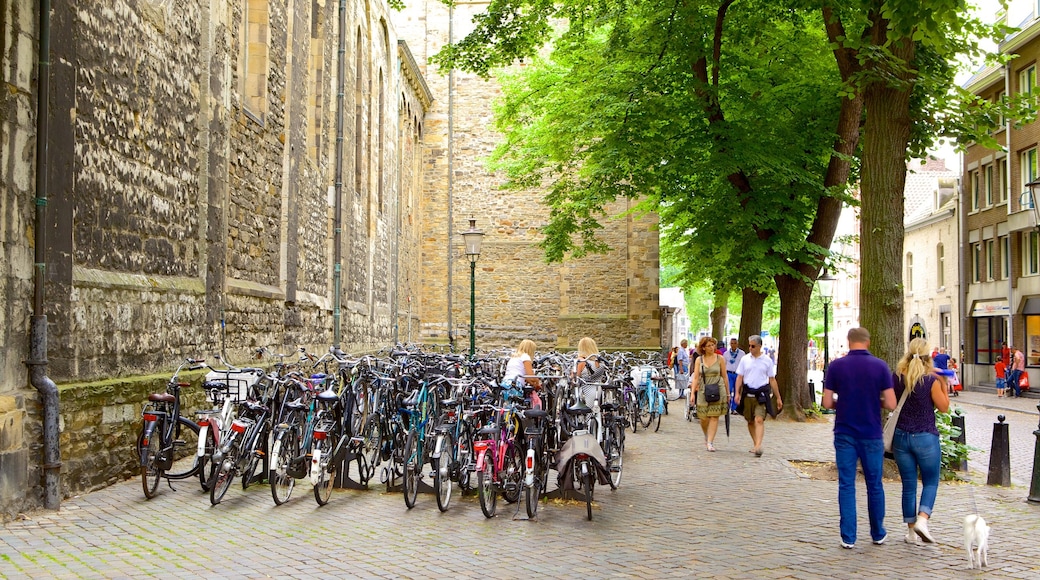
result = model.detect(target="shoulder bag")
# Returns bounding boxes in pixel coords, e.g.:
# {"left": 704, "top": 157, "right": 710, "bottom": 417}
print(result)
{"left": 882, "top": 378, "right": 912, "bottom": 455}
{"left": 701, "top": 361, "right": 722, "bottom": 403}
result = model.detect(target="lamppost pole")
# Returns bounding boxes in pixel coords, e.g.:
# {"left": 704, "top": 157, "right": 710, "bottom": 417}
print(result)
{"left": 818, "top": 268, "right": 836, "bottom": 374}
{"left": 462, "top": 218, "right": 484, "bottom": 359}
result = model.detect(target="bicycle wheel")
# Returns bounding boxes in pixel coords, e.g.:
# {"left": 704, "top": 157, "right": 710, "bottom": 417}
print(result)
{"left": 209, "top": 435, "right": 238, "bottom": 505}
{"left": 502, "top": 443, "right": 523, "bottom": 504}
{"left": 313, "top": 430, "right": 338, "bottom": 506}
{"left": 198, "top": 423, "right": 216, "bottom": 492}
{"left": 628, "top": 398, "right": 639, "bottom": 433}
{"left": 240, "top": 420, "right": 267, "bottom": 490}
{"left": 524, "top": 441, "right": 543, "bottom": 518}
{"left": 270, "top": 424, "right": 299, "bottom": 505}
{"left": 637, "top": 391, "right": 652, "bottom": 428}
{"left": 607, "top": 424, "right": 624, "bottom": 489}
{"left": 457, "top": 426, "right": 474, "bottom": 491}
{"left": 653, "top": 406, "right": 662, "bottom": 432}
{"left": 583, "top": 467, "right": 594, "bottom": 521}
{"left": 140, "top": 420, "right": 163, "bottom": 499}
{"left": 403, "top": 430, "right": 420, "bottom": 509}
{"left": 477, "top": 452, "right": 497, "bottom": 518}
{"left": 365, "top": 412, "right": 383, "bottom": 470}
{"left": 434, "top": 432, "right": 453, "bottom": 512}
{"left": 164, "top": 416, "right": 202, "bottom": 480}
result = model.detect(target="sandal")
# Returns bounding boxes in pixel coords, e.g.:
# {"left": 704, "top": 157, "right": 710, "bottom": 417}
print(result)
{"left": 755, "top": 449, "right": 763, "bottom": 457}
{"left": 707, "top": 442, "right": 716, "bottom": 452}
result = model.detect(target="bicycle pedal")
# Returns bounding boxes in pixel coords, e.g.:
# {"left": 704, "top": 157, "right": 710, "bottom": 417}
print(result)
{"left": 253, "top": 450, "right": 265, "bottom": 458}
{"left": 173, "top": 440, "right": 186, "bottom": 446}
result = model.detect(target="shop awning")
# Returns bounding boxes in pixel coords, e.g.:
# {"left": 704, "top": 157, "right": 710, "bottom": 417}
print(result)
{"left": 971, "top": 299, "right": 1009, "bottom": 317}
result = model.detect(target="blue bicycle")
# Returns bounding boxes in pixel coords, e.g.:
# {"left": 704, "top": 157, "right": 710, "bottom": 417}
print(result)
{"left": 637, "top": 377, "right": 666, "bottom": 432}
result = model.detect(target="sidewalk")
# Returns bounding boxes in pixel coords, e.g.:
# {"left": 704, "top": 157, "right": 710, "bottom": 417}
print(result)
{"left": 3, "top": 409, "right": 1039, "bottom": 578}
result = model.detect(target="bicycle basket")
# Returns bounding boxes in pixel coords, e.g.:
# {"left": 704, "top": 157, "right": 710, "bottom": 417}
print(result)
{"left": 204, "top": 368, "right": 262, "bottom": 404}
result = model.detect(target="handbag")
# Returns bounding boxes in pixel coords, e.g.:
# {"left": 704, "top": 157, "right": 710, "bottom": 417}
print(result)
{"left": 701, "top": 362, "right": 722, "bottom": 403}
{"left": 883, "top": 378, "right": 912, "bottom": 455}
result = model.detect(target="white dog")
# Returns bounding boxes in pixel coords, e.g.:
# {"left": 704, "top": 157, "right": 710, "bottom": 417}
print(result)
{"left": 964, "top": 514, "right": 990, "bottom": 569}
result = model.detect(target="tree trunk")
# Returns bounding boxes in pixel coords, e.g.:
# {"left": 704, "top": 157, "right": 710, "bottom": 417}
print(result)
{"left": 775, "top": 273, "right": 813, "bottom": 420}
{"left": 711, "top": 291, "right": 728, "bottom": 341}
{"left": 859, "top": 37, "right": 914, "bottom": 369}
{"left": 737, "top": 288, "right": 766, "bottom": 351}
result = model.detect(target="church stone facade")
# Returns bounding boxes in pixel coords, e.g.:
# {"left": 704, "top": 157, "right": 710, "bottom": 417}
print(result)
{"left": 0, "top": 0, "right": 658, "bottom": 519}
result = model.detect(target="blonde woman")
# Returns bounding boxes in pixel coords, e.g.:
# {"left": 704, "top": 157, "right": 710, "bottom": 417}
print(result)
{"left": 690, "top": 336, "right": 728, "bottom": 451}
{"left": 503, "top": 339, "right": 542, "bottom": 408}
{"left": 893, "top": 338, "right": 950, "bottom": 545}
{"left": 574, "top": 337, "right": 606, "bottom": 408}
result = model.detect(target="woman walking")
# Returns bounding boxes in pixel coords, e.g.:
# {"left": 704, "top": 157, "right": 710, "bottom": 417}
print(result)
{"left": 690, "top": 337, "right": 729, "bottom": 451}
{"left": 892, "top": 338, "right": 950, "bottom": 544}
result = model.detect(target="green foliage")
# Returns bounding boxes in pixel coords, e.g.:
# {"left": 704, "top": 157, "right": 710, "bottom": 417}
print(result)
{"left": 937, "top": 408, "right": 975, "bottom": 480}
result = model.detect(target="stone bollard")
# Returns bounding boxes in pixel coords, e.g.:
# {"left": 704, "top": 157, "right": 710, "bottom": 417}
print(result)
{"left": 1028, "top": 403, "right": 1040, "bottom": 503}
{"left": 952, "top": 409, "right": 968, "bottom": 472}
{"left": 987, "top": 415, "right": 1011, "bottom": 487}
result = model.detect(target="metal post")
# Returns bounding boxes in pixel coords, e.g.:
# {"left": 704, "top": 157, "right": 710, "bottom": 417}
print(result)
{"left": 469, "top": 259, "right": 476, "bottom": 358}
{"left": 1028, "top": 403, "right": 1040, "bottom": 503}
{"left": 987, "top": 415, "right": 1011, "bottom": 487}
{"left": 951, "top": 409, "right": 968, "bottom": 472}
{"left": 823, "top": 301, "right": 830, "bottom": 374}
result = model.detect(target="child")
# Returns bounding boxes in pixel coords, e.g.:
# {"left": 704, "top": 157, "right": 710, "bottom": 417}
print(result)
{"left": 995, "top": 356, "right": 1007, "bottom": 397}
{"left": 948, "top": 358, "right": 960, "bottom": 396}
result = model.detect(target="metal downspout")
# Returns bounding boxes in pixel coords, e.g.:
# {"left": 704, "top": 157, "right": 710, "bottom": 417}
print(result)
{"left": 28, "top": 0, "right": 61, "bottom": 510}
{"left": 332, "top": 0, "right": 346, "bottom": 346}
{"left": 1005, "top": 63, "right": 1014, "bottom": 350}
{"left": 446, "top": 2, "right": 455, "bottom": 350}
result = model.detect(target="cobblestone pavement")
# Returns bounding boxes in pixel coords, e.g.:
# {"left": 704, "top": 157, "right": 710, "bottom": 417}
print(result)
{"left": 3, "top": 407, "right": 1040, "bottom": 579}
{"left": 949, "top": 391, "right": 1040, "bottom": 486}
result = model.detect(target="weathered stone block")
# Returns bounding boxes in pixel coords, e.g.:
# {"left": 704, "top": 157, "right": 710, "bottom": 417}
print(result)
{"left": 0, "top": 411, "right": 24, "bottom": 451}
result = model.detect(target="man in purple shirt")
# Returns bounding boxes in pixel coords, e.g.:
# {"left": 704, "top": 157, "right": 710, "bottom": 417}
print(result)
{"left": 823, "top": 327, "right": 897, "bottom": 549}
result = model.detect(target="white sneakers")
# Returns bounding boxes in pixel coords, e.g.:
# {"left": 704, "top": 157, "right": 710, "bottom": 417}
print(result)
{"left": 904, "top": 531, "right": 919, "bottom": 544}
{"left": 913, "top": 517, "right": 935, "bottom": 543}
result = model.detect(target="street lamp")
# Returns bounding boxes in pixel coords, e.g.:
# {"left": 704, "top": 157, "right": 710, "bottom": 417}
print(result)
{"left": 462, "top": 218, "right": 484, "bottom": 358}
{"left": 818, "top": 268, "right": 836, "bottom": 374}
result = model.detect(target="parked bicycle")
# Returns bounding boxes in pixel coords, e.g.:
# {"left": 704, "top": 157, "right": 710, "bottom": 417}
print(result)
{"left": 138, "top": 358, "right": 213, "bottom": 499}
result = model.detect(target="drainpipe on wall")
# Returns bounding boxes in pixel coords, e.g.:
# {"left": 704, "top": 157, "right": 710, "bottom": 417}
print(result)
{"left": 28, "top": 0, "right": 61, "bottom": 511}
{"left": 446, "top": 1, "right": 455, "bottom": 351}
{"left": 332, "top": 0, "right": 346, "bottom": 347}
{"left": 1005, "top": 62, "right": 1014, "bottom": 351}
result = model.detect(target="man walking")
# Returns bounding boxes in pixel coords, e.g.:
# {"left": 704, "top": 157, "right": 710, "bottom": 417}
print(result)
{"left": 1008, "top": 346, "right": 1025, "bottom": 398}
{"left": 822, "top": 327, "right": 896, "bottom": 549}
{"left": 734, "top": 335, "right": 782, "bottom": 457}
{"left": 724, "top": 338, "right": 746, "bottom": 414}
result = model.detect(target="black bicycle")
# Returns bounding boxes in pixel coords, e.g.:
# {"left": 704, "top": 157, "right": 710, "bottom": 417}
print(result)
{"left": 138, "top": 358, "right": 213, "bottom": 499}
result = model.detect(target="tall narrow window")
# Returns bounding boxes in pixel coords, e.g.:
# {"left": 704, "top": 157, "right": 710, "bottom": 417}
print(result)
{"left": 971, "top": 170, "right": 981, "bottom": 210}
{"left": 241, "top": 0, "right": 270, "bottom": 121}
{"left": 987, "top": 239, "right": 997, "bottom": 281}
{"left": 1019, "top": 64, "right": 1036, "bottom": 97}
{"left": 1022, "top": 148, "right": 1038, "bottom": 209}
{"left": 998, "top": 158, "right": 1008, "bottom": 203}
{"left": 355, "top": 29, "right": 364, "bottom": 198}
{"left": 1024, "top": 232, "right": 1040, "bottom": 276}
{"left": 985, "top": 164, "right": 994, "bottom": 207}
{"left": 972, "top": 243, "right": 983, "bottom": 283}
{"left": 906, "top": 253, "right": 914, "bottom": 293}
{"left": 937, "top": 243, "right": 945, "bottom": 288}
{"left": 1000, "top": 235, "right": 1010, "bottom": 280}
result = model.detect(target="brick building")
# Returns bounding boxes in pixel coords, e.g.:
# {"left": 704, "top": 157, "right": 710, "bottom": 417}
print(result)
{"left": 960, "top": 3, "right": 1040, "bottom": 389}
{"left": 0, "top": 0, "right": 659, "bottom": 518}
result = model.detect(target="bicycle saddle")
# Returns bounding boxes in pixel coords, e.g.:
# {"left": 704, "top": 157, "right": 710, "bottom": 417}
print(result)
{"left": 148, "top": 393, "right": 176, "bottom": 403}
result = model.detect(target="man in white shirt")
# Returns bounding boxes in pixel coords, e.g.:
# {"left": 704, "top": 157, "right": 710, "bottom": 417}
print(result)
{"left": 724, "top": 338, "right": 745, "bottom": 414}
{"left": 735, "top": 335, "right": 783, "bottom": 457}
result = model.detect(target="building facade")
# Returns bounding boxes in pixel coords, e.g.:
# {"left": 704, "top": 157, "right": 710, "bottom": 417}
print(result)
{"left": 0, "top": 0, "right": 659, "bottom": 519}
{"left": 961, "top": 3, "right": 1040, "bottom": 389}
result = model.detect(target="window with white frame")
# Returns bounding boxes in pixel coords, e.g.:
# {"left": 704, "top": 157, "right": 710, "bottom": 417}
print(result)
{"left": 1000, "top": 235, "right": 1010, "bottom": 280}
{"left": 972, "top": 169, "right": 981, "bottom": 210}
{"left": 985, "top": 164, "right": 994, "bottom": 207}
{"left": 1024, "top": 231, "right": 1040, "bottom": 276}
{"left": 997, "top": 90, "right": 1006, "bottom": 128}
{"left": 937, "top": 243, "right": 945, "bottom": 288}
{"left": 998, "top": 159, "right": 1008, "bottom": 203}
{"left": 1020, "top": 64, "right": 1036, "bottom": 96}
{"left": 1022, "top": 148, "right": 1038, "bottom": 208}
{"left": 972, "top": 242, "right": 982, "bottom": 283}
{"left": 987, "top": 239, "right": 997, "bottom": 281}
{"left": 906, "top": 252, "right": 914, "bottom": 293}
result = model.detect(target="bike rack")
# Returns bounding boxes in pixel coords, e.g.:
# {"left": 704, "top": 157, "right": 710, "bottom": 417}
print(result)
{"left": 333, "top": 440, "right": 370, "bottom": 490}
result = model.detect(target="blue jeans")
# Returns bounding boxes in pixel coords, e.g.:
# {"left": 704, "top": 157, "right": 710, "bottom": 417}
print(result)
{"left": 834, "top": 433, "right": 886, "bottom": 545}
{"left": 728, "top": 372, "right": 738, "bottom": 411}
{"left": 892, "top": 429, "right": 941, "bottom": 523}
{"left": 1007, "top": 370, "right": 1022, "bottom": 396}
